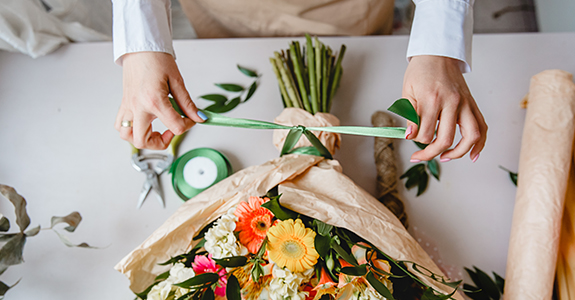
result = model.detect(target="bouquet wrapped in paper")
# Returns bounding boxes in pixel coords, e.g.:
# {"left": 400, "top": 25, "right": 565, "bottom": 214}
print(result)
{"left": 116, "top": 37, "right": 465, "bottom": 300}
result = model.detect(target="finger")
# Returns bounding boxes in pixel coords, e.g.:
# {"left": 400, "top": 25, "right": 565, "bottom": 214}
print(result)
{"left": 468, "top": 105, "right": 488, "bottom": 162}
{"left": 411, "top": 106, "right": 457, "bottom": 162}
{"left": 413, "top": 100, "right": 439, "bottom": 145}
{"left": 117, "top": 110, "right": 134, "bottom": 142}
{"left": 155, "top": 97, "right": 197, "bottom": 136}
{"left": 401, "top": 96, "right": 419, "bottom": 139}
{"left": 132, "top": 112, "right": 170, "bottom": 150}
{"left": 169, "top": 75, "right": 208, "bottom": 123}
{"left": 440, "top": 105, "right": 481, "bottom": 160}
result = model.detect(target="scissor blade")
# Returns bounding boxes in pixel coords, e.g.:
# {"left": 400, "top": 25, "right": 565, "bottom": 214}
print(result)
{"left": 137, "top": 180, "right": 152, "bottom": 209}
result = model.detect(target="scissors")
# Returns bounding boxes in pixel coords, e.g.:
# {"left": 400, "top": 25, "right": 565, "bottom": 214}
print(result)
{"left": 130, "top": 133, "right": 185, "bottom": 209}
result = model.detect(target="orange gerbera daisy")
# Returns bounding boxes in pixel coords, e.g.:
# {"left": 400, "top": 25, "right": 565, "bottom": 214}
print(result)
{"left": 235, "top": 196, "right": 275, "bottom": 253}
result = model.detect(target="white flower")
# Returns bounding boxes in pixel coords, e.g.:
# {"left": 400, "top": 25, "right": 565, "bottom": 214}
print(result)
{"left": 204, "top": 209, "right": 248, "bottom": 259}
{"left": 267, "top": 264, "right": 314, "bottom": 300}
{"left": 147, "top": 263, "right": 195, "bottom": 300}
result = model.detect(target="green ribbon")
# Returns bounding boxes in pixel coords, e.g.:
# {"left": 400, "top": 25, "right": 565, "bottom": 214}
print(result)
{"left": 197, "top": 98, "right": 419, "bottom": 159}
{"left": 170, "top": 148, "right": 233, "bottom": 200}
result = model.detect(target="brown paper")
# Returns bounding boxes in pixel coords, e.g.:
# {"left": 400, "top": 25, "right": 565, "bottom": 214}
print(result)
{"left": 504, "top": 70, "right": 575, "bottom": 300}
{"left": 116, "top": 109, "right": 463, "bottom": 299}
{"left": 178, "top": 0, "right": 394, "bottom": 38}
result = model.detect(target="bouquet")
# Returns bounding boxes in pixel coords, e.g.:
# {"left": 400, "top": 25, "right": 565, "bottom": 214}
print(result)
{"left": 132, "top": 191, "right": 463, "bottom": 300}
{"left": 116, "top": 36, "right": 464, "bottom": 300}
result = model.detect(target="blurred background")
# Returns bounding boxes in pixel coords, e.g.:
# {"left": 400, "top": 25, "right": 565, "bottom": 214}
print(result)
{"left": 1, "top": 0, "right": 573, "bottom": 58}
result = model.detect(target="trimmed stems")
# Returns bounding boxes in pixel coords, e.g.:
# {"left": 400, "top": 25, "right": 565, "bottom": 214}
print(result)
{"left": 270, "top": 34, "right": 346, "bottom": 114}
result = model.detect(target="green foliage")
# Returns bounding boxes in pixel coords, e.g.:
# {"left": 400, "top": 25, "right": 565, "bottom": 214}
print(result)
{"left": 464, "top": 266, "right": 504, "bottom": 300}
{"left": 400, "top": 153, "right": 441, "bottom": 196}
{"left": 260, "top": 196, "right": 298, "bottom": 221}
{"left": 174, "top": 272, "right": 219, "bottom": 289}
{"left": 388, "top": 98, "right": 420, "bottom": 126}
{"left": 197, "top": 65, "right": 259, "bottom": 114}
{"left": 213, "top": 256, "right": 248, "bottom": 268}
{"left": 366, "top": 271, "right": 395, "bottom": 299}
{"left": 499, "top": 166, "right": 518, "bottom": 186}
{"left": 226, "top": 275, "right": 241, "bottom": 300}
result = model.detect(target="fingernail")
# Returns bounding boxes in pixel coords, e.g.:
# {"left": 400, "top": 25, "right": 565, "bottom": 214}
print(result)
{"left": 440, "top": 158, "right": 451, "bottom": 163}
{"left": 472, "top": 154, "right": 480, "bottom": 163}
{"left": 410, "top": 159, "right": 421, "bottom": 163}
{"left": 197, "top": 111, "right": 208, "bottom": 121}
{"left": 405, "top": 125, "right": 412, "bottom": 139}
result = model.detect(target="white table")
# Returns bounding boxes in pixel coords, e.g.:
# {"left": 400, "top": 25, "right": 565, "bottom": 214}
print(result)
{"left": 0, "top": 33, "right": 573, "bottom": 299}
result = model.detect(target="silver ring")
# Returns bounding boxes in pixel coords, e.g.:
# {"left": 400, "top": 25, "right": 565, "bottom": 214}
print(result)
{"left": 121, "top": 120, "right": 133, "bottom": 128}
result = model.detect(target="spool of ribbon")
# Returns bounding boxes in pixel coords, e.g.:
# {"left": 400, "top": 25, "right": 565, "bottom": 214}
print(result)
{"left": 170, "top": 148, "right": 233, "bottom": 201}
{"left": 176, "top": 98, "right": 419, "bottom": 160}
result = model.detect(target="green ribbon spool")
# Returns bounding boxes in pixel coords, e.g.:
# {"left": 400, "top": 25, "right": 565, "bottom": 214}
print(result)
{"left": 170, "top": 148, "right": 233, "bottom": 201}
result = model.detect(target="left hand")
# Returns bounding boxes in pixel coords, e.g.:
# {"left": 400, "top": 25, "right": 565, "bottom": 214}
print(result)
{"left": 402, "top": 55, "right": 488, "bottom": 162}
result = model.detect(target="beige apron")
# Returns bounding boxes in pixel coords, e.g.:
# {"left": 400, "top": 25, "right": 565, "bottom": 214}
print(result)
{"left": 178, "top": 0, "right": 394, "bottom": 38}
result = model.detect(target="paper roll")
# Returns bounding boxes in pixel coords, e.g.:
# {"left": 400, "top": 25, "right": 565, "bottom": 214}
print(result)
{"left": 504, "top": 70, "right": 575, "bottom": 300}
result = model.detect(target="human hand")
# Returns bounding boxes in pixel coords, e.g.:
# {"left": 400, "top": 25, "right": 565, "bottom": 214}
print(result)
{"left": 114, "top": 52, "right": 207, "bottom": 150}
{"left": 402, "top": 55, "right": 487, "bottom": 162}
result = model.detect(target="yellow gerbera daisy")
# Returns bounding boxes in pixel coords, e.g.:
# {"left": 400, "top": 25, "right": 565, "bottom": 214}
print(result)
{"left": 266, "top": 219, "right": 319, "bottom": 273}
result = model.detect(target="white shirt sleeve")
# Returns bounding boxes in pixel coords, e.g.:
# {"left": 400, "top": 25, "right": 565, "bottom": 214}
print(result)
{"left": 112, "top": 0, "right": 174, "bottom": 65}
{"left": 407, "top": 0, "right": 474, "bottom": 73}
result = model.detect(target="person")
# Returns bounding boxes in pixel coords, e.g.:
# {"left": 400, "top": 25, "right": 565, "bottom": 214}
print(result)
{"left": 112, "top": 0, "right": 487, "bottom": 163}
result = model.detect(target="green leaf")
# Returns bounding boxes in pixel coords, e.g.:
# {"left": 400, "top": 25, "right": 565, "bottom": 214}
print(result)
{"left": 0, "top": 215, "right": 9, "bottom": 232}
{"left": 237, "top": 65, "right": 258, "bottom": 78}
{"left": 473, "top": 266, "right": 501, "bottom": 300}
{"left": 330, "top": 238, "right": 358, "bottom": 266}
{"left": 251, "top": 262, "right": 264, "bottom": 282}
{"left": 204, "top": 103, "right": 225, "bottom": 113}
{"left": 366, "top": 271, "right": 395, "bottom": 299}
{"left": 155, "top": 270, "right": 170, "bottom": 281}
{"left": 226, "top": 275, "right": 241, "bottom": 300}
{"left": 174, "top": 273, "right": 220, "bottom": 289}
{"left": 427, "top": 160, "right": 440, "bottom": 181}
{"left": 215, "top": 97, "right": 241, "bottom": 114}
{"left": 215, "top": 83, "right": 244, "bottom": 92}
{"left": 199, "top": 94, "right": 227, "bottom": 103}
{"left": 24, "top": 225, "right": 40, "bottom": 237}
{"left": 421, "top": 287, "right": 457, "bottom": 300}
{"left": 194, "top": 219, "right": 218, "bottom": 241}
{"left": 404, "top": 171, "right": 421, "bottom": 189}
{"left": 243, "top": 81, "right": 258, "bottom": 102}
{"left": 51, "top": 212, "right": 82, "bottom": 232}
{"left": 414, "top": 141, "right": 429, "bottom": 149}
{"left": 400, "top": 164, "right": 425, "bottom": 180}
{"left": 0, "top": 185, "right": 30, "bottom": 232}
{"left": 314, "top": 220, "right": 333, "bottom": 236}
{"left": 260, "top": 196, "right": 298, "bottom": 221}
{"left": 340, "top": 264, "right": 368, "bottom": 276}
{"left": 417, "top": 171, "right": 429, "bottom": 196}
{"left": 135, "top": 281, "right": 160, "bottom": 299}
{"left": 493, "top": 272, "right": 505, "bottom": 293}
{"left": 314, "top": 234, "right": 331, "bottom": 258}
{"left": 499, "top": 166, "right": 518, "bottom": 186}
{"left": 201, "top": 288, "right": 215, "bottom": 300}
{"left": 169, "top": 97, "right": 187, "bottom": 117}
{"left": 0, "top": 279, "right": 19, "bottom": 297}
{"left": 213, "top": 256, "right": 248, "bottom": 268}
{"left": 0, "top": 233, "right": 26, "bottom": 275}
{"left": 387, "top": 98, "right": 419, "bottom": 126}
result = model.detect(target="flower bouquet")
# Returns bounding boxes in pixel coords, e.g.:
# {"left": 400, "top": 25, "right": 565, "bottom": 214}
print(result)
{"left": 115, "top": 36, "right": 465, "bottom": 300}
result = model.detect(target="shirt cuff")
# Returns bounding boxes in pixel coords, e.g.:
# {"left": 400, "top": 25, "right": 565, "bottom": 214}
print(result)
{"left": 112, "top": 0, "right": 174, "bottom": 65}
{"left": 406, "top": 0, "right": 474, "bottom": 73}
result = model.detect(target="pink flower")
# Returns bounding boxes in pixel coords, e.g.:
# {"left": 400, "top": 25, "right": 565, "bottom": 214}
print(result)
{"left": 192, "top": 254, "right": 227, "bottom": 296}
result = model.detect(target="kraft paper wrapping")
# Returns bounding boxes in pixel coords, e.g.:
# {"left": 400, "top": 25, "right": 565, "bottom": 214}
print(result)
{"left": 504, "top": 70, "right": 575, "bottom": 300}
{"left": 116, "top": 109, "right": 462, "bottom": 299}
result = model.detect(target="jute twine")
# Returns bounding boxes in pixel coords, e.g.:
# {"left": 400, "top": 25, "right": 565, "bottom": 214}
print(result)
{"left": 371, "top": 111, "right": 409, "bottom": 229}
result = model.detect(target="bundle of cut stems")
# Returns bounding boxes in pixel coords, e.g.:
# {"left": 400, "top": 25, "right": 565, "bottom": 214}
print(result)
{"left": 270, "top": 34, "right": 346, "bottom": 114}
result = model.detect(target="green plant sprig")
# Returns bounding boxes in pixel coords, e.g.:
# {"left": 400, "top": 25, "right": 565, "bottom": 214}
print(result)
{"left": 198, "top": 65, "right": 259, "bottom": 114}
{"left": 270, "top": 34, "right": 346, "bottom": 114}
{"left": 463, "top": 266, "right": 505, "bottom": 300}
{"left": 400, "top": 142, "right": 440, "bottom": 196}
{"left": 499, "top": 166, "right": 518, "bottom": 186}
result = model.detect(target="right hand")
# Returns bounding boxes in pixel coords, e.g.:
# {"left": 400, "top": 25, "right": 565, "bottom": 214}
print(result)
{"left": 114, "top": 52, "right": 207, "bottom": 150}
